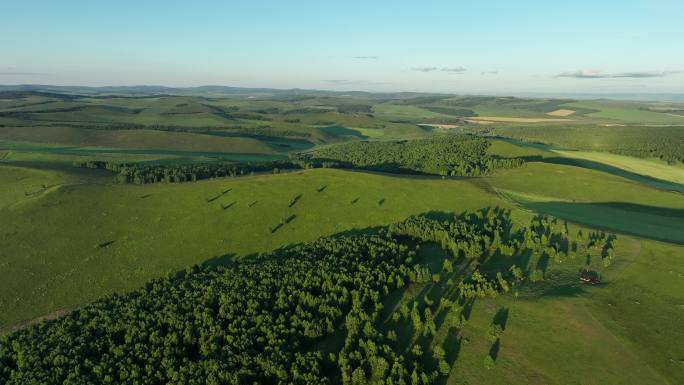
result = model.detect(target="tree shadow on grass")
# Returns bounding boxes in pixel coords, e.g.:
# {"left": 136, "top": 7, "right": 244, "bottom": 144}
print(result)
{"left": 461, "top": 298, "right": 475, "bottom": 321}
{"left": 521, "top": 201, "right": 684, "bottom": 245}
{"left": 270, "top": 223, "right": 283, "bottom": 234}
{"left": 444, "top": 328, "right": 462, "bottom": 368}
{"left": 520, "top": 270, "right": 589, "bottom": 299}
{"left": 221, "top": 201, "right": 236, "bottom": 210}
{"left": 207, "top": 187, "right": 232, "bottom": 203}
{"left": 536, "top": 253, "right": 550, "bottom": 273}
{"left": 493, "top": 307, "right": 509, "bottom": 330}
{"left": 478, "top": 246, "right": 534, "bottom": 280}
{"left": 288, "top": 194, "right": 303, "bottom": 208}
{"left": 332, "top": 225, "right": 386, "bottom": 238}
{"left": 434, "top": 303, "right": 451, "bottom": 331}
{"left": 96, "top": 240, "right": 115, "bottom": 249}
{"left": 380, "top": 285, "right": 409, "bottom": 323}
{"left": 201, "top": 253, "right": 238, "bottom": 268}
{"left": 489, "top": 338, "right": 500, "bottom": 361}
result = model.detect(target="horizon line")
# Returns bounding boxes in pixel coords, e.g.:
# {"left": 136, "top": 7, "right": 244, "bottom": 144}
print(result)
{"left": 1, "top": 84, "right": 684, "bottom": 102}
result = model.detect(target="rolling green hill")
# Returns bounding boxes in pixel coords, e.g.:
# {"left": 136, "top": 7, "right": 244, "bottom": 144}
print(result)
{"left": 1, "top": 88, "right": 684, "bottom": 384}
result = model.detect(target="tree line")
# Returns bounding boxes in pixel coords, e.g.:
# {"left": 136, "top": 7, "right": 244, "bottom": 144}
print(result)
{"left": 72, "top": 160, "right": 304, "bottom": 184}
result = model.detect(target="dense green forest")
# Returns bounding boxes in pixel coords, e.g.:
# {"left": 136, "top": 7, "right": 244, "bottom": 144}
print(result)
{"left": 72, "top": 160, "right": 302, "bottom": 184}
{"left": 293, "top": 136, "right": 524, "bottom": 176}
{"left": 72, "top": 136, "right": 525, "bottom": 184}
{"left": 0, "top": 210, "right": 616, "bottom": 385}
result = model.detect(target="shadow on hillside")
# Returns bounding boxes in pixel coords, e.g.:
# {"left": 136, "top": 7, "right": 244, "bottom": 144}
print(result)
{"left": 201, "top": 253, "right": 238, "bottom": 267}
{"left": 518, "top": 200, "right": 684, "bottom": 245}
{"left": 493, "top": 307, "right": 509, "bottom": 330}
{"left": 522, "top": 155, "right": 684, "bottom": 194}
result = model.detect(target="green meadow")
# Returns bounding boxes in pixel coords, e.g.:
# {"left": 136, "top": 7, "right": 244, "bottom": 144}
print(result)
{"left": 566, "top": 100, "right": 684, "bottom": 124}
{"left": 0, "top": 168, "right": 500, "bottom": 330}
{"left": 553, "top": 149, "right": 684, "bottom": 185}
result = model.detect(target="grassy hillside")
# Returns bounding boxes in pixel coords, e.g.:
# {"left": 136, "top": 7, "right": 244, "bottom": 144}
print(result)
{"left": 553, "top": 149, "right": 684, "bottom": 185}
{"left": 488, "top": 162, "right": 684, "bottom": 243}
{"left": 0, "top": 167, "right": 501, "bottom": 330}
{"left": 566, "top": 100, "right": 684, "bottom": 124}
{"left": 0, "top": 165, "right": 75, "bottom": 210}
{"left": 0, "top": 126, "right": 277, "bottom": 154}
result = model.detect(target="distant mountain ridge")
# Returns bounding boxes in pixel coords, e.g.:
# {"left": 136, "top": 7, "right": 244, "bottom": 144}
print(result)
{"left": 0, "top": 84, "right": 683, "bottom": 102}
{"left": 0, "top": 84, "right": 437, "bottom": 100}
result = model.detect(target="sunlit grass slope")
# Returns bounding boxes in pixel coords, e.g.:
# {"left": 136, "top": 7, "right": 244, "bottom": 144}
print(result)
{"left": 0, "top": 167, "right": 501, "bottom": 329}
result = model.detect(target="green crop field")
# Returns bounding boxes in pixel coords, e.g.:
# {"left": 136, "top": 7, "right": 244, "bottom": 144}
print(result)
{"left": 1, "top": 88, "right": 684, "bottom": 385}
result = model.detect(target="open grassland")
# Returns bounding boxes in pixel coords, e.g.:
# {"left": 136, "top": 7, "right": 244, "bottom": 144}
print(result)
{"left": 468, "top": 116, "right": 572, "bottom": 123}
{"left": 0, "top": 126, "right": 276, "bottom": 154}
{"left": 553, "top": 149, "right": 684, "bottom": 185}
{"left": 488, "top": 163, "right": 684, "bottom": 243}
{"left": 0, "top": 166, "right": 75, "bottom": 210}
{"left": 372, "top": 103, "right": 456, "bottom": 121}
{"left": 0, "top": 147, "right": 179, "bottom": 165}
{"left": 587, "top": 240, "right": 684, "bottom": 382}
{"left": 462, "top": 97, "right": 585, "bottom": 119}
{"left": 448, "top": 296, "right": 672, "bottom": 384}
{"left": 0, "top": 92, "right": 430, "bottom": 147}
{"left": 350, "top": 126, "right": 385, "bottom": 138}
{"left": 0, "top": 167, "right": 502, "bottom": 330}
{"left": 486, "top": 125, "right": 684, "bottom": 167}
{"left": 566, "top": 101, "right": 684, "bottom": 124}
{"left": 488, "top": 162, "right": 684, "bottom": 211}
{"left": 489, "top": 139, "right": 684, "bottom": 193}
{"left": 374, "top": 227, "right": 684, "bottom": 384}
{"left": 444, "top": 235, "right": 684, "bottom": 384}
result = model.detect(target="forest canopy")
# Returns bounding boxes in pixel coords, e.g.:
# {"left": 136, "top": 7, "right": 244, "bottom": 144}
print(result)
{"left": 292, "top": 135, "right": 524, "bottom": 176}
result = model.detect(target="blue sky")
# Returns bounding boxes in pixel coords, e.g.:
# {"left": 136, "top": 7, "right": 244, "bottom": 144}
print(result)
{"left": 1, "top": 0, "right": 683, "bottom": 93}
